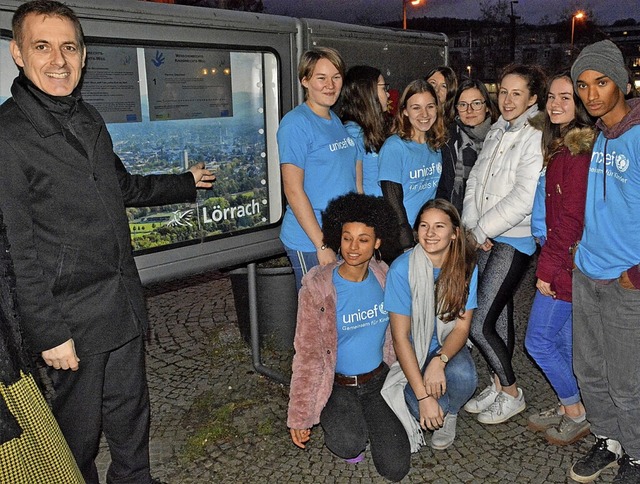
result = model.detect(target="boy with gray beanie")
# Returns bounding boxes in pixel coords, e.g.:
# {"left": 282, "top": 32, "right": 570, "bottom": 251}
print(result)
{"left": 569, "top": 39, "right": 640, "bottom": 483}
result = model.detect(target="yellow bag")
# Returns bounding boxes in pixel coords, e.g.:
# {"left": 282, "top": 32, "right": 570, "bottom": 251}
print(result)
{"left": 0, "top": 372, "right": 84, "bottom": 484}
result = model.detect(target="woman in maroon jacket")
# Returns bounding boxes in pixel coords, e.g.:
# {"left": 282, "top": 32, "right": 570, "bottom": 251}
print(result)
{"left": 524, "top": 73, "right": 594, "bottom": 446}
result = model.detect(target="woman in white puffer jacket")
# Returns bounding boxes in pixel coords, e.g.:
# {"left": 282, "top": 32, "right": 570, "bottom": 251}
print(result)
{"left": 461, "top": 64, "right": 546, "bottom": 426}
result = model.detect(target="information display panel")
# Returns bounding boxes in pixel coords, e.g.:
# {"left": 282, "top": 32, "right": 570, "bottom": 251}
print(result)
{"left": 0, "top": 38, "right": 280, "bottom": 255}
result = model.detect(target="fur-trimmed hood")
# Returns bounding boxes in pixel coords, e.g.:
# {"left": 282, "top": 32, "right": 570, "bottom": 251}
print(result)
{"left": 564, "top": 126, "right": 596, "bottom": 156}
{"left": 528, "top": 112, "right": 595, "bottom": 157}
{"left": 528, "top": 111, "right": 546, "bottom": 131}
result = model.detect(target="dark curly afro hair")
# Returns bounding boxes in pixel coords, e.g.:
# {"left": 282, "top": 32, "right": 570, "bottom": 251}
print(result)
{"left": 321, "top": 192, "right": 399, "bottom": 252}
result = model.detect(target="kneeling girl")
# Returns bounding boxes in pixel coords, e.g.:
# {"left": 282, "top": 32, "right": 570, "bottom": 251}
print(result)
{"left": 287, "top": 193, "right": 410, "bottom": 481}
{"left": 382, "top": 199, "right": 478, "bottom": 452}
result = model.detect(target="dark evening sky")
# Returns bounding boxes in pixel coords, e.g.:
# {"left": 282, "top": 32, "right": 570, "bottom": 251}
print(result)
{"left": 263, "top": 0, "right": 639, "bottom": 26}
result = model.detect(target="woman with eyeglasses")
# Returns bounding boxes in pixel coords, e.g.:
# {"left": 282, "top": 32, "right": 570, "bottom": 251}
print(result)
{"left": 340, "top": 65, "right": 391, "bottom": 197}
{"left": 462, "top": 64, "right": 546, "bottom": 425}
{"left": 378, "top": 80, "right": 446, "bottom": 259}
{"left": 436, "top": 79, "right": 499, "bottom": 214}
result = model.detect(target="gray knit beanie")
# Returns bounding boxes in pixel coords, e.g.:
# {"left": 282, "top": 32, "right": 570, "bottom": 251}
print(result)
{"left": 571, "top": 39, "right": 627, "bottom": 93}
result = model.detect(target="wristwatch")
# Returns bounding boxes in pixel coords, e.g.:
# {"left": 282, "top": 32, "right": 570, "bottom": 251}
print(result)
{"left": 438, "top": 353, "right": 449, "bottom": 365}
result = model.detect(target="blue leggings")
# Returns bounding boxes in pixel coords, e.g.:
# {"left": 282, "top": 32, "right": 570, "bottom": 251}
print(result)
{"left": 525, "top": 291, "right": 580, "bottom": 405}
{"left": 284, "top": 247, "right": 319, "bottom": 291}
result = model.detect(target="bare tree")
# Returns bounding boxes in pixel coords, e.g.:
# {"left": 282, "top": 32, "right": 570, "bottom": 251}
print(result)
{"left": 479, "top": 0, "right": 509, "bottom": 24}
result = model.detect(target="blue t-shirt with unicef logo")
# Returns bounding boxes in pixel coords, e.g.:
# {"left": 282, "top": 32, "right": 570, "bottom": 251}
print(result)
{"left": 345, "top": 121, "right": 382, "bottom": 197}
{"left": 576, "top": 125, "right": 640, "bottom": 279}
{"left": 277, "top": 103, "right": 358, "bottom": 252}
{"left": 384, "top": 251, "right": 478, "bottom": 351}
{"left": 531, "top": 167, "right": 547, "bottom": 243}
{"left": 333, "top": 267, "right": 389, "bottom": 375}
{"left": 378, "top": 134, "right": 442, "bottom": 226}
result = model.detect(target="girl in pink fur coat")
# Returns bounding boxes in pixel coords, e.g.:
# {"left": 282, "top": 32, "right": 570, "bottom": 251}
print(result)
{"left": 287, "top": 193, "right": 410, "bottom": 481}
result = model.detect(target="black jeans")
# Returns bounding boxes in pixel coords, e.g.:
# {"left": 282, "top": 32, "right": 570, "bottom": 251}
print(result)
{"left": 319, "top": 364, "right": 410, "bottom": 482}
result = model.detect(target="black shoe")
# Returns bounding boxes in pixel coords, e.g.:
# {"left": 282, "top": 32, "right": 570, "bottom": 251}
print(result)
{"left": 569, "top": 437, "right": 620, "bottom": 483}
{"left": 613, "top": 454, "right": 640, "bottom": 483}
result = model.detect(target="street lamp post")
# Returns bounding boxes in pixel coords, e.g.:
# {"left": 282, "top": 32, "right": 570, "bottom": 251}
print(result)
{"left": 508, "top": 1, "right": 520, "bottom": 62}
{"left": 403, "top": 0, "right": 423, "bottom": 30}
{"left": 571, "top": 11, "right": 585, "bottom": 57}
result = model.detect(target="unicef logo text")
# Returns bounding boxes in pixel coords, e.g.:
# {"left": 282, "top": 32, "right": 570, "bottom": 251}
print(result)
{"left": 593, "top": 150, "right": 630, "bottom": 173}
{"left": 329, "top": 137, "right": 355, "bottom": 152}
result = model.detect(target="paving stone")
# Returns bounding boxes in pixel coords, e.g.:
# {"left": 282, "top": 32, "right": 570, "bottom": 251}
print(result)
{"left": 92, "top": 264, "right": 620, "bottom": 483}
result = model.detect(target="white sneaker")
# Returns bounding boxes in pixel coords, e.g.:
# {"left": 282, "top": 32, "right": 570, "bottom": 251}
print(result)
{"left": 431, "top": 414, "right": 457, "bottom": 450}
{"left": 463, "top": 382, "right": 498, "bottom": 414}
{"left": 477, "top": 388, "right": 526, "bottom": 424}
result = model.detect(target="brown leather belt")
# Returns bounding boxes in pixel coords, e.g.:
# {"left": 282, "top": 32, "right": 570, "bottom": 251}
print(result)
{"left": 334, "top": 362, "right": 384, "bottom": 387}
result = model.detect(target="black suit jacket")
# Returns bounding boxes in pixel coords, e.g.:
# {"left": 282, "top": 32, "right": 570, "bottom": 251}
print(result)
{"left": 0, "top": 77, "right": 196, "bottom": 356}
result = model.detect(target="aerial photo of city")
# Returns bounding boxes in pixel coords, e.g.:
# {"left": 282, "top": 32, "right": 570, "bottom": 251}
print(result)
{"left": 103, "top": 50, "right": 273, "bottom": 253}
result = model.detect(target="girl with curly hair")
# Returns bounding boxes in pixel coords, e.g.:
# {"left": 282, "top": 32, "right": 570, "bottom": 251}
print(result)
{"left": 378, "top": 80, "right": 446, "bottom": 257}
{"left": 287, "top": 193, "right": 410, "bottom": 481}
{"left": 382, "top": 199, "right": 478, "bottom": 452}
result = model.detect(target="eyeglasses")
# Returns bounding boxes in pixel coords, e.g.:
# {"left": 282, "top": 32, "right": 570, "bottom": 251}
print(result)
{"left": 378, "top": 83, "right": 390, "bottom": 92}
{"left": 456, "top": 100, "right": 486, "bottom": 111}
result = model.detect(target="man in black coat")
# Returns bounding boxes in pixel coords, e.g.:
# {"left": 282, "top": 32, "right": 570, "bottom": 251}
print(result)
{"left": 0, "top": 1, "right": 215, "bottom": 482}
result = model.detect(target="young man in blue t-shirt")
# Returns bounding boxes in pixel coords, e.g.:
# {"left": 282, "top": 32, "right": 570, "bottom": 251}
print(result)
{"left": 569, "top": 40, "right": 640, "bottom": 483}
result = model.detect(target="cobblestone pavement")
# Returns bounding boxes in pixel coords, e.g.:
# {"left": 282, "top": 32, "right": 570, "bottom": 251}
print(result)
{"left": 96, "top": 262, "right": 618, "bottom": 483}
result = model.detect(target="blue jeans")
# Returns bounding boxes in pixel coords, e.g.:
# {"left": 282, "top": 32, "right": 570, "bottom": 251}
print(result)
{"left": 284, "top": 246, "right": 319, "bottom": 291}
{"left": 404, "top": 345, "right": 477, "bottom": 419}
{"left": 573, "top": 269, "right": 640, "bottom": 459}
{"left": 320, "top": 365, "right": 410, "bottom": 481}
{"left": 525, "top": 291, "right": 580, "bottom": 405}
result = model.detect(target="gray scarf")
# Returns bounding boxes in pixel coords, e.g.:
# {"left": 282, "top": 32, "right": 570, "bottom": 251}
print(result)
{"left": 382, "top": 246, "right": 456, "bottom": 452}
{"left": 451, "top": 117, "right": 492, "bottom": 209}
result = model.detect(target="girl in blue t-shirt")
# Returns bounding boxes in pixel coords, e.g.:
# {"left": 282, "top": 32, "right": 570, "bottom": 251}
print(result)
{"left": 278, "top": 47, "right": 358, "bottom": 290}
{"left": 339, "top": 65, "right": 391, "bottom": 197}
{"left": 378, "top": 80, "right": 445, "bottom": 258}
{"left": 382, "top": 199, "right": 478, "bottom": 452}
{"left": 288, "top": 193, "right": 410, "bottom": 481}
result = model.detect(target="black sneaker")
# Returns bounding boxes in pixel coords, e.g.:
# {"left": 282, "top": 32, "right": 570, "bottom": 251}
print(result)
{"left": 569, "top": 437, "right": 620, "bottom": 483}
{"left": 613, "top": 454, "right": 640, "bottom": 483}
